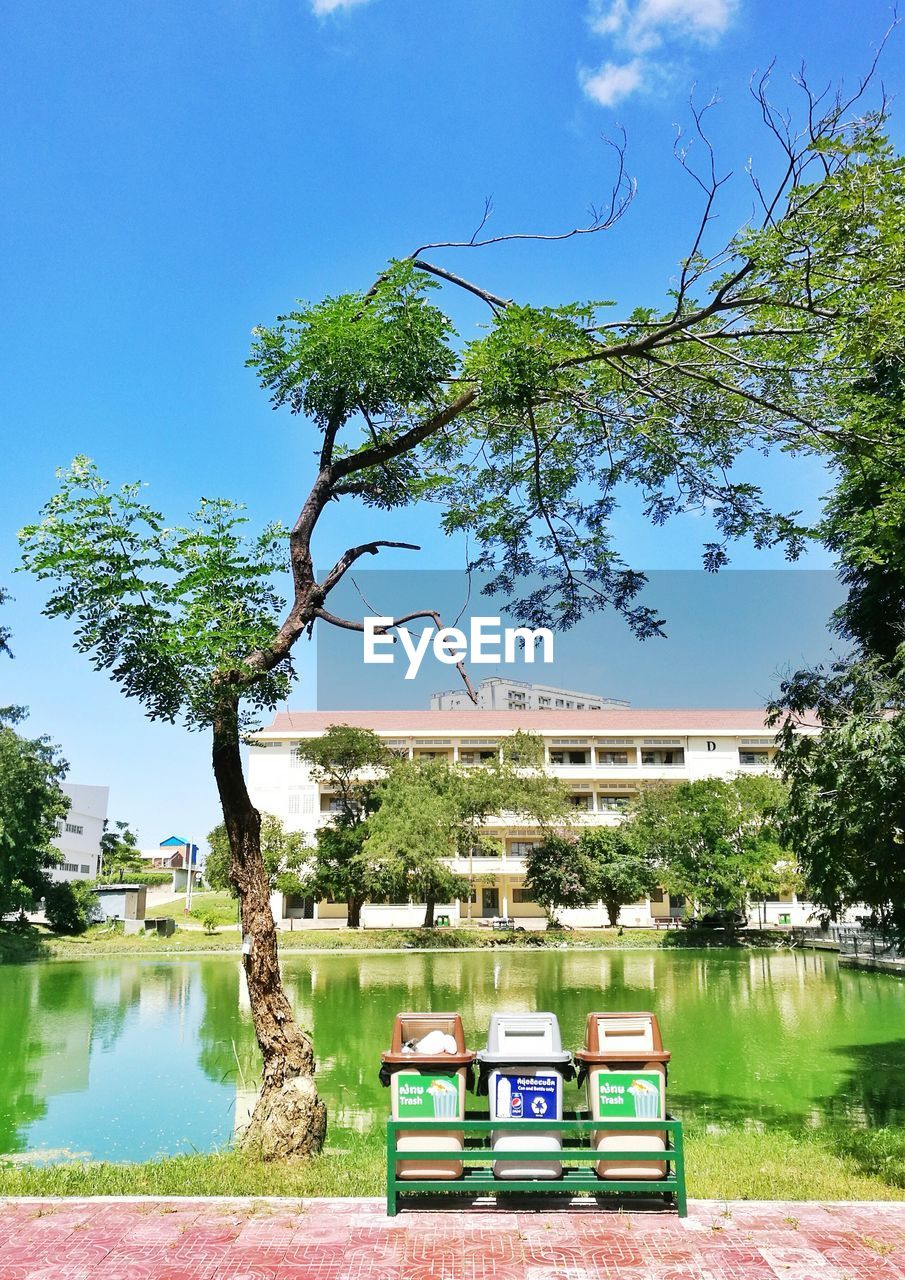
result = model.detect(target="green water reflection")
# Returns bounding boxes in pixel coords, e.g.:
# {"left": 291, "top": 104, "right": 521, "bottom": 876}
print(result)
{"left": 0, "top": 949, "right": 902, "bottom": 1162}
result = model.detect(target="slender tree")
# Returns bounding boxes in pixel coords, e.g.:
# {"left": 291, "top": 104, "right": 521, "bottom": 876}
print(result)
{"left": 296, "top": 725, "right": 391, "bottom": 928}
{"left": 98, "top": 820, "right": 142, "bottom": 880}
{"left": 20, "top": 65, "right": 904, "bottom": 1155}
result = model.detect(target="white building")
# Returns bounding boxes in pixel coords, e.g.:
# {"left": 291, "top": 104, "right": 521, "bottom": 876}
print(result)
{"left": 50, "top": 783, "right": 108, "bottom": 882}
{"left": 249, "top": 708, "right": 821, "bottom": 930}
{"left": 430, "top": 677, "right": 629, "bottom": 712}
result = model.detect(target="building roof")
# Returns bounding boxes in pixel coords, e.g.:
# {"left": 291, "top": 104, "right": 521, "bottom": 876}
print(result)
{"left": 258, "top": 708, "right": 779, "bottom": 736}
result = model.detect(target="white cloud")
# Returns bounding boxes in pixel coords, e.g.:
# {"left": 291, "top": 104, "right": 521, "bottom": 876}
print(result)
{"left": 310, "top": 0, "right": 372, "bottom": 14}
{"left": 582, "top": 0, "right": 736, "bottom": 106}
{"left": 580, "top": 58, "right": 645, "bottom": 107}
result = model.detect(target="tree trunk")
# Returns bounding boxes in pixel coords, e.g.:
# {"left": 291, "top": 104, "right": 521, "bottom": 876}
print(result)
{"left": 604, "top": 898, "right": 622, "bottom": 929}
{"left": 347, "top": 894, "right": 363, "bottom": 929}
{"left": 212, "top": 699, "right": 326, "bottom": 1160}
{"left": 423, "top": 891, "right": 436, "bottom": 929}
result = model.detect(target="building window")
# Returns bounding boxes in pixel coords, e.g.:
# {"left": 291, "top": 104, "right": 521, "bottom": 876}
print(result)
{"left": 80, "top": 865, "right": 90, "bottom": 874}
{"left": 510, "top": 841, "right": 541, "bottom": 857}
{"left": 641, "top": 749, "right": 685, "bottom": 766}
{"left": 739, "top": 750, "right": 770, "bottom": 765}
{"left": 597, "top": 751, "right": 629, "bottom": 766}
{"left": 568, "top": 794, "right": 594, "bottom": 810}
{"left": 650, "top": 887, "right": 666, "bottom": 904}
{"left": 65, "top": 822, "right": 84, "bottom": 835}
{"left": 59, "top": 862, "right": 79, "bottom": 873}
{"left": 289, "top": 743, "right": 303, "bottom": 768}
{"left": 597, "top": 795, "right": 630, "bottom": 813}
{"left": 512, "top": 888, "right": 534, "bottom": 904}
{"left": 550, "top": 750, "right": 591, "bottom": 765}
{"left": 459, "top": 749, "right": 497, "bottom": 765}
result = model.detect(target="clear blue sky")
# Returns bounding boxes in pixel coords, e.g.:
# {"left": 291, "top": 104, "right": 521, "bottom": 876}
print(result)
{"left": 1, "top": 0, "right": 900, "bottom": 846}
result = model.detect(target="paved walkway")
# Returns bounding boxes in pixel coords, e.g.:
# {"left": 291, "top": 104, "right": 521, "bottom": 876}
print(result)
{"left": 2, "top": 1197, "right": 905, "bottom": 1279}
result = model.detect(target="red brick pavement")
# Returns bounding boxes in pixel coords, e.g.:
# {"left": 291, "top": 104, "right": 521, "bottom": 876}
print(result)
{"left": 1, "top": 1198, "right": 904, "bottom": 1280}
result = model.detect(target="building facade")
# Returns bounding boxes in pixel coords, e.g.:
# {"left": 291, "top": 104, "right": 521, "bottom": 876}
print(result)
{"left": 249, "top": 708, "right": 820, "bottom": 930}
{"left": 429, "top": 677, "right": 629, "bottom": 713}
{"left": 50, "top": 783, "right": 108, "bottom": 882}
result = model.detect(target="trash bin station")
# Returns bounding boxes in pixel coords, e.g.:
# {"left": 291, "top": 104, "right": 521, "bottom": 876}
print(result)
{"left": 477, "top": 1012, "right": 574, "bottom": 1179}
{"left": 382, "top": 1007, "right": 686, "bottom": 1215}
{"left": 380, "top": 1012, "right": 475, "bottom": 1180}
{"left": 575, "top": 1011, "right": 670, "bottom": 1179}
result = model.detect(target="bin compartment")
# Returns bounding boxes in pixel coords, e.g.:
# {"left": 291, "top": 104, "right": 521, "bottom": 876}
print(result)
{"left": 382, "top": 1012, "right": 475, "bottom": 1181}
{"left": 575, "top": 1012, "right": 670, "bottom": 1181}
{"left": 478, "top": 1013, "right": 573, "bottom": 1180}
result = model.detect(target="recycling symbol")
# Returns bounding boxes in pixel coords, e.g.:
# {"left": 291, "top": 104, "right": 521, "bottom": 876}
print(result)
{"left": 531, "top": 1097, "right": 547, "bottom": 1116}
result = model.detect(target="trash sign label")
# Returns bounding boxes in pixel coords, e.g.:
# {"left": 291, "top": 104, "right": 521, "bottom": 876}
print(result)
{"left": 495, "top": 1073, "right": 560, "bottom": 1119}
{"left": 596, "top": 1070, "right": 662, "bottom": 1119}
{"left": 396, "top": 1073, "right": 460, "bottom": 1119}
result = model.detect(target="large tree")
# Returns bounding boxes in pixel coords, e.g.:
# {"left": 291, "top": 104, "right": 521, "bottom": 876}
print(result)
{"left": 366, "top": 732, "right": 567, "bottom": 927}
{"left": 631, "top": 775, "right": 792, "bottom": 917}
{"left": 770, "top": 357, "right": 905, "bottom": 933}
{"left": 0, "top": 724, "right": 69, "bottom": 919}
{"left": 0, "top": 588, "right": 69, "bottom": 919}
{"left": 580, "top": 825, "right": 658, "bottom": 928}
{"left": 523, "top": 834, "right": 601, "bottom": 925}
{"left": 19, "top": 67, "right": 903, "bottom": 1155}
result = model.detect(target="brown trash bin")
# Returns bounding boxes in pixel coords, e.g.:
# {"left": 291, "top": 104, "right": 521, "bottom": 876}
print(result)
{"left": 381, "top": 1013, "right": 475, "bottom": 1180}
{"left": 575, "top": 1012, "right": 670, "bottom": 1180}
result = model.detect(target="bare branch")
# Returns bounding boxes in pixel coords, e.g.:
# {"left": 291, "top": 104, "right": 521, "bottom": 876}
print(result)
{"left": 412, "top": 258, "right": 511, "bottom": 311}
{"left": 319, "top": 540, "right": 421, "bottom": 597}
{"left": 314, "top": 606, "right": 479, "bottom": 704}
{"left": 409, "top": 131, "right": 635, "bottom": 257}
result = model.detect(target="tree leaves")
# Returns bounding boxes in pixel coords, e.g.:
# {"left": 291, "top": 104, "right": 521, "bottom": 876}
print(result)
{"left": 19, "top": 459, "right": 291, "bottom": 729}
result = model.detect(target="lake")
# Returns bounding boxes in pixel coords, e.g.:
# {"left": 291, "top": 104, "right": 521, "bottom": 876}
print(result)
{"left": 1, "top": 948, "right": 902, "bottom": 1163}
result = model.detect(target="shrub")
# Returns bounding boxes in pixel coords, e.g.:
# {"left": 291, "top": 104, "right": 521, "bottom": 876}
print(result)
{"left": 96, "top": 870, "right": 172, "bottom": 886}
{"left": 201, "top": 912, "right": 219, "bottom": 935}
{"left": 43, "top": 879, "right": 98, "bottom": 934}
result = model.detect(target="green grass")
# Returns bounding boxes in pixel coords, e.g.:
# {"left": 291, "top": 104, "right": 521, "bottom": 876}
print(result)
{"left": 154, "top": 891, "right": 241, "bottom": 927}
{"left": 0, "top": 1125, "right": 902, "bottom": 1201}
{"left": 0, "top": 922, "right": 797, "bottom": 964}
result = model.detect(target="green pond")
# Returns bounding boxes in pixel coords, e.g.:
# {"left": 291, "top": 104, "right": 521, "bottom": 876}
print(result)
{"left": 1, "top": 948, "right": 903, "bottom": 1164}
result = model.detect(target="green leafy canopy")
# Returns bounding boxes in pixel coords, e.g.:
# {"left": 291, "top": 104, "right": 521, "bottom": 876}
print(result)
{"left": 19, "top": 458, "right": 291, "bottom": 729}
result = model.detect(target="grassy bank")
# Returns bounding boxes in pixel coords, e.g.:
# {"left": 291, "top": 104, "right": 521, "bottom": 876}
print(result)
{"left": 1, "top": 1125, "right": 902, "bottom": 1201}
{"left": 0, "top": 923, "right": 793, "bottom": 963}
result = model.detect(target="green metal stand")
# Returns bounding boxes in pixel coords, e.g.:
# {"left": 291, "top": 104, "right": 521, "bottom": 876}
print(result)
{"left": 386, "top": 1112, "right": 687, "bottom": 1217}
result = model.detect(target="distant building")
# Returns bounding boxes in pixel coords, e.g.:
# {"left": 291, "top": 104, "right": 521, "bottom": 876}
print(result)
{"left": 430, "top": 677, "right": 630, "bottom": 713}
{"left": 251, "top": 707, "right": 823, "bottom": 929}
{"left": 50, "top": 784, "right": 108, "bottom": 882}
{"left": 137, "top": 836, "right": 202, "bottom": 892}
{"left": 137, "top": 836, "right": 200, "bottom": 870}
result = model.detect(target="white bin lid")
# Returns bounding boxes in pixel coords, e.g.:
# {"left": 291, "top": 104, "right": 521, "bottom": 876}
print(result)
{"left": 477, "top": 1012, "right": 572, "bottom": 1065}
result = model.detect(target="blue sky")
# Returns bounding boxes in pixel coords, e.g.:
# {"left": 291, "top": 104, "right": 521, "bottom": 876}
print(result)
{"left": 1, "top": 0, "right": 900, "bottom": 846}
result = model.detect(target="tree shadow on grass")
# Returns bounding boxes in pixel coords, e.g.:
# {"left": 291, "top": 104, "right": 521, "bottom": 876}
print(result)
{"left": 671, "top": 1041, "right": 905, "bottom": 1190}
{"left": 0, "top": 925, "right": 50, "bottom": 964}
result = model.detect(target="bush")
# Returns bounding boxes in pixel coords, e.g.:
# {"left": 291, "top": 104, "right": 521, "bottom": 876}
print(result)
{"left": 43, "top": 879, "right": 98, "bottom": 934}
{"left": 201, "top": 912, "right": 219, "bottom": 935}
{"left": 96, "top": 870, "right": 172, "bottom": 886}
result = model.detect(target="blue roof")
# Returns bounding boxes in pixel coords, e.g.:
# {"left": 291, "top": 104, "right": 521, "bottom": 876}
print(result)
{"left": 159, "top": 835, "right": 189, "bottom": 847}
